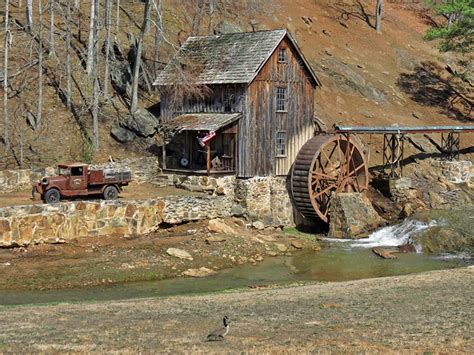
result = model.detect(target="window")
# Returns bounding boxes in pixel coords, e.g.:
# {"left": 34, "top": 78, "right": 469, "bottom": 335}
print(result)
{"left": 276, "top": 131, "right": 287, "bottom": 157}
{"left": 278, "top": 48, "right": 287, "bottom": 63}
{"left": 71, "top": 167, "right": 83, "bottom": 176}
{"left": 276, "top": 87, "right": 287, "bottom": 111}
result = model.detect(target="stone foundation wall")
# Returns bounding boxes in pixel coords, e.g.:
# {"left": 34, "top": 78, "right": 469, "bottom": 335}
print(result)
{"left": 235, "top": 177, "right": 294, "bottom": 226}
{"left": 0, "top": 157, "right": 162, "bottom": 193}
{"left": 0, "top": 195, "right": 233, "bottom": 247}
{"left": 430, "top": 160, "right": 473, "bottom": 184}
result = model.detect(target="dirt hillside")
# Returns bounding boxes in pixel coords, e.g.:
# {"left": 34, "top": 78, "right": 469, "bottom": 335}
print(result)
{"left": 0, "top": 0, "right": 472, "bottom": 169}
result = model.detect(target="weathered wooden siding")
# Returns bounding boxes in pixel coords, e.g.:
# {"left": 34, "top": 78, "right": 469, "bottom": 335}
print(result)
{"left": 160, "top": 85, "right": 246, "bottom": 123}
{"left": 238, "top": 37, "right": 315, "bottom": 178}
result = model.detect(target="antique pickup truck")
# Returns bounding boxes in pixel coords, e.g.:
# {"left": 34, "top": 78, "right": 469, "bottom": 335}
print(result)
{"left": 34, "top": 163, "right": 132, "bottom": 203}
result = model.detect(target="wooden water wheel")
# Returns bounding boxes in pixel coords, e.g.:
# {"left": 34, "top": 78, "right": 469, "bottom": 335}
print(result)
{"left": 291, "top": 134, "right": 369, "bottom": 223}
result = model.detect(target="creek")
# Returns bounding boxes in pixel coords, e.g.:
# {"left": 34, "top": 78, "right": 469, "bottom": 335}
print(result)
{"left": 0, "top": 210, "right": 471, "bottom": 307}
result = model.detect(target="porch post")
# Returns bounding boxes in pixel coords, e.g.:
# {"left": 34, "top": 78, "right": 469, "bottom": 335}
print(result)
{"left": 207, "top": 144, "right": 211, "bottom": 176}
{"left": 162, "top": 131, "right": 167, "bottom": 170}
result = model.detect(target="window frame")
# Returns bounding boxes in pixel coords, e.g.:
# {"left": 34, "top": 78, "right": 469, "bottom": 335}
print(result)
{"left": 276, "top": 87, "right": 287, "bottom": 112}
{"left": 278, "top": 48, "right": 287, "bottom": 63}
{"left": 275, "top": 131, "right": 287, "bottom": 158}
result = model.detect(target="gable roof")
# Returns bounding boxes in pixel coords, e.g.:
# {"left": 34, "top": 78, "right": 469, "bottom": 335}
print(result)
{"left": 153, "top": 29, "right": 321, "bottom": 87}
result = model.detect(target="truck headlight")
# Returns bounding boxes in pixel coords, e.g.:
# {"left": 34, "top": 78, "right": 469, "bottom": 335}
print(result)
{"left": 41, "top": 177, "right": 48, "bottom": 185}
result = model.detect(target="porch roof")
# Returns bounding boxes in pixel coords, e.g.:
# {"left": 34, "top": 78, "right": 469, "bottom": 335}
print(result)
{"left": 163, "top": 113, "right": 241, "bottom": 132}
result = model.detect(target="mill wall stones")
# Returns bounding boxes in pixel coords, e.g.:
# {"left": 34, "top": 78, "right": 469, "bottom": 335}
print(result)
{"left": 430, "top": 160, "right": 473, "bottom": 184}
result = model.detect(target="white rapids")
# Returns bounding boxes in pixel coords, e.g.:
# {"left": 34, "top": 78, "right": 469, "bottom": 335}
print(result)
{"left": 349, "top": 219, "right": 439, "bottom": 250}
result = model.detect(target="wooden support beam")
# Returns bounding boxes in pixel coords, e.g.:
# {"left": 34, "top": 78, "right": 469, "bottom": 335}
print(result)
{"left": 207, "top": 144, "right": 211, "bottom": 176}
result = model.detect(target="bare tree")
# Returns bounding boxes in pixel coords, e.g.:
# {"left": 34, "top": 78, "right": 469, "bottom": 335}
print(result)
{"left": 3, "top": 0, "right": 11, "bottom": 148}
{"left": 130, "top": 0, "right": 152, "bottom": 113}
{"left": 104, "top": 0, "right": 113, "bottom": 98}
{"left": 86, "top": 0, "right": 98, "bottom": 75}
{"left": 91, "top": 0, "right": 100, "bottom": 150}
{"left": 37, "top": 0, "right": 44, "bottom": 128}
{"left": 152, "top": 0, "right": 163, "bottom": 76}
{"left": 375, "top": 0, "right": 383, "bottom": 33}
{"left": 49, "top": 0, "right": 55, "bottom": 56}
{"left": 115, "top": 0, "right": 120, "bottom": 34}
{"left": 66, "top": 0, "right": 72, "bottom": 109}
{"left": 26, "top": 0, "right": 33, "bottom": 33}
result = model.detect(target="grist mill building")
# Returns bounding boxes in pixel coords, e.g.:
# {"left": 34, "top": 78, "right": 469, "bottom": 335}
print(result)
{"left": 154, "top": 29, "right": 321, "bottom": 177}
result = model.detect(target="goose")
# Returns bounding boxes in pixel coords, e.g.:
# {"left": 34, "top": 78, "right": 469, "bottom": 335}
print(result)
{"left": 206, "top": 315, "right": 231, "bottom": 341}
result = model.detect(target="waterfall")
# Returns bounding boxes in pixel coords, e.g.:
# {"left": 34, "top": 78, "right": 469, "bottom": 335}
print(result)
{"left": 349, "top": 219, "right": 440, "bottom": 250}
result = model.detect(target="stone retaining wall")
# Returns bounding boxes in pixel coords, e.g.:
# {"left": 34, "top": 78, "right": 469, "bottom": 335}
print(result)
{"left": 0, "top": 195, "right": 232, "bottom": 247}
{"left": 0, "top": 157, "right": 162, "bottom": 193}
{"left": 430, "top": 160, "right": 473, "bottom": 184}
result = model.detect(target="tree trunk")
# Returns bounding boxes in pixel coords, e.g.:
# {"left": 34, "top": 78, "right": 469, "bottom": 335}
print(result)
{"left": 91, "top": 0, "right": 100, "bottom": 151}
{"left": 3, "top": 0, "right": 10, "bottom": 149}
{"left": 26, "top": 0, "right": 33, "bottom": 33}
{"left": 116, "top": 0, "right": 120, "bottom": 34}
{"left": 49, "top": 0, "right": 55, "bottom": 56}
{"left": 104, "top": 0, "right": 112, "bottom": 99}
{"left": 37, "top": 0, "right": 43, "bottom": 128}
{"left": 86, "top": 0, "right": 98, "bottom": 75}
{"left": 130, "top": 0, "right": 152, "bottom": 114}
{"left": 375, "top": 0, "right": 383, "bottom": 33}
{"left": 152, "top": 0, "right": 163, "bottom": 77}
{"left": 66, "top": 0, "right": 72, "bottom": 110}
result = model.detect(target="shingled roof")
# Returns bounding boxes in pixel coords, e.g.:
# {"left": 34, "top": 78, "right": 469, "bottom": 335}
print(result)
{"left": 154, "top": 29, "right": 320, "bottom": 86}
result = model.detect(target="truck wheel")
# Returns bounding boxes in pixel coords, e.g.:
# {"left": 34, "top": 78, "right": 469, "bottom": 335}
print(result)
{"left": 44, "top": 189, "right": 60, "bottom": 204}
{"left": 103, "top": 185, "right": 119, "bottom": 200}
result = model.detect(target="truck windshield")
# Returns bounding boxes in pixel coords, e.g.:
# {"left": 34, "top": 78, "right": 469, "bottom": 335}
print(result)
{"left": 57, "top": 167, "right": 70, "bottom": 176}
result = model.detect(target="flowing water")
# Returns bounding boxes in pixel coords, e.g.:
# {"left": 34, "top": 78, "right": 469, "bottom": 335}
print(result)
{"left": 0, "top": 213, "right": 471, "bottom": 307}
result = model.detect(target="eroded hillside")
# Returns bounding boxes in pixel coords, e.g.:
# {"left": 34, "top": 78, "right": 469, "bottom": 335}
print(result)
{"left": 0, "top": 0, "right": 472, "bottom": 169}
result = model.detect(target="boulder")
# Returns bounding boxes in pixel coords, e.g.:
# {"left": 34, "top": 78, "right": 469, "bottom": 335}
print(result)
{"left": 329, "top": 193, "right": 385, "bottom": 239}
{"left": 205, "top": 235, "right": 226, "bottom": 243}
{"left": 123, "top": 109, "right": 160, "bottom": 137}
{"left": 372, "top": 247, "right": 398, "bottom": 259}
{"left": 182, "top": 267, "right": 215, "bottom": 278}
{"left": 110, "top": 125, "right": 136, "bottom": 143}
{"left": 291, "top": 240, "right": 304, "bottom": 249}
{"left": 275, "top": 243, "right": 288, "bottom": 252}
{"left": 166, "top": 248, "right": 193, "bottom": 261}
{"left": 252, "top": 221, "right": 265, "bottom": 230}
{"left": 207, "top": 218, "right": 236, "bottom": 235}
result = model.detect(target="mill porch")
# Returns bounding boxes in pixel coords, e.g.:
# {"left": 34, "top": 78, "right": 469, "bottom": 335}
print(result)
{"left": 162, "top": 113, "right": 240, "bottom": 176}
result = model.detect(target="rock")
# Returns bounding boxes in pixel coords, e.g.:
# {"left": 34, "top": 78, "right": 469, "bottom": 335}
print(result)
{"left": 123, "top": 109, "right": 160, "bottom": 137}
{"left": 110, "top": 58, "right": 132, "bottom": 95}
{"left": 205, "top": 235, "right": 226, "bottom": 243}
{"left": 208, "top": 218, "right": 235, "bottom": 235}
{"left": 215, "top": 20, "right": 242, "bottom": 34}
{"left": 230, "top": 205, "right": 245, "bottom": 217}
{"left": 428, "top": 191, "right": 445, "bottom": 208}
{"left": 275, "top": 243, "right": 288, "bottom": 252}
{"left": 252, "top": 221, "right": 265, "bottom": 230}
{"left": 291, "top": 240, "right": 304, "bottom": 249}
{"left": 182, "top": 267, "right": 215, "bottom": 278}
{"left": 166, "top": 248, "right": 193, "bottom": 261}
{"left": 329, "top": 193, "right": 385, "bottom": 239}
{"left": 267, "top": 251, "right": 278, "bottom": 257}
{"left": 110, "top": 125, "right": 136, "bottom": 143}
{"left": 259, "top": 235, "right": 276, "bottom": 242}
{"left": 398, "top": 244, "right": 416, "bottom": 253}
{"left": 372, "top": 247, "right": 397, "bottom": 259}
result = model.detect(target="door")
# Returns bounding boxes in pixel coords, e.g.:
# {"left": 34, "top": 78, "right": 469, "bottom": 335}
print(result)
{"left": 68, "top": 166, "right": 87, "bottom": 192}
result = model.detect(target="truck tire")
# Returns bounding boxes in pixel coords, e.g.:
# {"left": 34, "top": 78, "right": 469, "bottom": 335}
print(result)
{"left": 103, "top": 185, "right": 119, "bottom": 200}
{"left": 44, "top": 188, "right": 60, "bottom": 204}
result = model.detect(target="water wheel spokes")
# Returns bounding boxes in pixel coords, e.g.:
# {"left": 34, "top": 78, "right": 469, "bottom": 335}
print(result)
{"left": 291, "top": 134, "right": 369, "bottom": 223}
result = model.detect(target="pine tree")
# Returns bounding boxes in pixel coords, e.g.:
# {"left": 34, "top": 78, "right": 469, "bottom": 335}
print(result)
{"left": 424, "top": 0, "right": 473, "bottom": 53}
